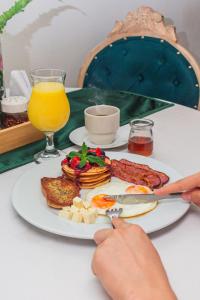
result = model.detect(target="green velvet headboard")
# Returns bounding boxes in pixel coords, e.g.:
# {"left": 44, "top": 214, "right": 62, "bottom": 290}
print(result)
{"left": 83, "top": 36, "right": 199, "bottom": 109}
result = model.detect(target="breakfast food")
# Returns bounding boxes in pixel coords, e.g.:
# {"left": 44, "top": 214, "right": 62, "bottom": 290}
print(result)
{"left": 86, "top": 180, "right": 157, "bottom": 218}
{"left": 41, "top": 177, "right": 80, "bottom": 208}
{"left": 59, "top": 197, "right": 98, "bottom": 224}
{"left": 120, "top": 159, "right": 169, "bottom": 185}
{"left": 111, "top": 159, "right": 169, "bottom": 189}
{"left": 40, "top": 143, "right": 170, "bottom": 225}
{"left": 61, "top": 143, "right": 111, "bottom": 189}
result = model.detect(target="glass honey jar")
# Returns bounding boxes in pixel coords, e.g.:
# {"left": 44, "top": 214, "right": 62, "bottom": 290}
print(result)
{"left": 128, "top": 119, "right": 154, "bottom": 156}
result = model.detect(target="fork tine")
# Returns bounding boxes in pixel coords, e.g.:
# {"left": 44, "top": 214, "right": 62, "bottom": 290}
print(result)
{"left": 105, "top": 208, "right": 123, "bottom": 223}
{"left": 105, "top": 208, "right": 123, "bottom": 228}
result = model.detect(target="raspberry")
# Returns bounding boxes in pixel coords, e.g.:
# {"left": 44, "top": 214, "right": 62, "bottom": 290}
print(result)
{"left": 83, "top": 162, "right": 92, "bottom": 172}
{"left": 61, "top": 158, "right": 68, "bottom": 165}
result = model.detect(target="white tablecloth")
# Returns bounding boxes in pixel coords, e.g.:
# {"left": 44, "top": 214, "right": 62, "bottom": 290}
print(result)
{"left": 1, "top": 95, "right": 200, "bottom": 300}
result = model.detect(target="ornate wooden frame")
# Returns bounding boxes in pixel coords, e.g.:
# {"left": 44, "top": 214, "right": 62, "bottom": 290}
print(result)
{"left": 77, "top": 6, "right": 200, "bottom": 109}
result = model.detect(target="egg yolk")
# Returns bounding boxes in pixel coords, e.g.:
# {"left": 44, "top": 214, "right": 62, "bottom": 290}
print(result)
{"left": 126, "top": 185, "right": 150, "bottom": 194}
{"left": 92, "top": 194, "right": 116, "bottom": 209}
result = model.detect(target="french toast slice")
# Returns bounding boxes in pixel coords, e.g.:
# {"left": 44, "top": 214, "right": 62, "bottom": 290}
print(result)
{"left": 41, "top": 177, "right": 80, "bottom": 209}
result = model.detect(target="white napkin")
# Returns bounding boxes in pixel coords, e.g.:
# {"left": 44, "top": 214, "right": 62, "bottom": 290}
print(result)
{"left": 9, "top": 70, "right": 31, "bottom": 99}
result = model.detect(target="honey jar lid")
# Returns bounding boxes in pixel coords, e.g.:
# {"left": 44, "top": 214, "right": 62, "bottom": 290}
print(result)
{"left": 1, "top": 96, "right": 29, "bottom": 113}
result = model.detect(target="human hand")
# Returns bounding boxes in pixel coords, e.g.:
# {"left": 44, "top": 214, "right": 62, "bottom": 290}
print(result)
{"left": 155, "top": 172, "right": 200, "bottom": 207}
{"left": 92, "top": 219, "right": 176, "bottom": 300}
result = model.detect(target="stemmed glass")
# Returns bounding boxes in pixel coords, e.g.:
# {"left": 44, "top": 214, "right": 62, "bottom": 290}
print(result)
{"left": 28, "top": 69, "right": 70, "bottom": 161}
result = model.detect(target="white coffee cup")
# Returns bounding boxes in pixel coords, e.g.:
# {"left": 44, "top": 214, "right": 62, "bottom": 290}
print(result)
{"left": 84, "top": 105, "right": 120, "bottom": 145}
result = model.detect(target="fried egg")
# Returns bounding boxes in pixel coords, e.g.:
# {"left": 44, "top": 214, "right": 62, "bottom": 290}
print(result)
{"left": 86, "top": 179, "right": 157, "bottom": 218}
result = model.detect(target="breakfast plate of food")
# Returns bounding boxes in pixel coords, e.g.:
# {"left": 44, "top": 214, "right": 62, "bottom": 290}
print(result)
{"left": 11, "top": 143, "right": 190, "bottom": 239}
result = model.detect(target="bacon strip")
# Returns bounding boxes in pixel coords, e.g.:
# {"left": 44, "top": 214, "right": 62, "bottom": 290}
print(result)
{"left": 120, "top": 159, "right": 169, "bottom": 185}
{"left": 111, "top": 159, "right": 169, "bottom": 189}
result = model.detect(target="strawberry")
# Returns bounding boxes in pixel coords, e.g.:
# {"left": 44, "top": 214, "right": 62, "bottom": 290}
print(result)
{"left": 70, "top": 156, "right": 81, "bottom": 169}
{"left": 95, "top": 147, "right": 102, "bottom": 156}
{"left": 88, "top": 147, "right": 105, "bottom": 157}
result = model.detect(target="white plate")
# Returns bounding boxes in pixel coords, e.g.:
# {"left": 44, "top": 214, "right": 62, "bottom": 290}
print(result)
{"left": 69, "top": 126, "right": 129, "bottom": 149}
{"left": 11, "top": 152, "right": 190, "bottom": 239}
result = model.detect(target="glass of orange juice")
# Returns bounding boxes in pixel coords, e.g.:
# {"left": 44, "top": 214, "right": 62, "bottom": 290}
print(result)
{"left": 28, "top": 69, "right": 70, "bottom": 161}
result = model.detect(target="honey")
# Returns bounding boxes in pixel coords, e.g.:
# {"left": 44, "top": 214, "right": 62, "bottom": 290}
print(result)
{"left": 128, "top": 136, "right": 153, "bottom": 156}
{"left": 128, "top": 119, "right": 154, "bottom": 156}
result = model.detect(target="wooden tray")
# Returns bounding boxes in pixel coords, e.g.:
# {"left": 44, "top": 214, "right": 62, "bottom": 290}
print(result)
{"left": 0, "top": 121, "right": 44, "bottom": 154}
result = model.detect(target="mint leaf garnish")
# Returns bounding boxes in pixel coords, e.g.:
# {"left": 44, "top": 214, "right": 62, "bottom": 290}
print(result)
{"left": 79, "top": 158, "right": 87, "bottom": 168}
{"left": 68, "top": 151, "right": 81, "bottom": 159}
{"left": 87, "top": 155, "right": 106, "bottom": 166}
{"left": 81, "top": 142, "right": 88, "bottom": 156}
{"left": 67, "top": 143, "right": 106, "bottom": 168}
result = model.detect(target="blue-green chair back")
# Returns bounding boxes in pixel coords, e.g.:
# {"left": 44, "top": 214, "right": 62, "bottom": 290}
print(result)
{"left": 82, "top": 36, "right": 199, "bottom": 109}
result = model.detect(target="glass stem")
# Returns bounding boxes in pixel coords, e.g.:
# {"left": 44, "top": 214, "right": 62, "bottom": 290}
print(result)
{"left": 44, "top": 132, "right": 56, "bottom": 153}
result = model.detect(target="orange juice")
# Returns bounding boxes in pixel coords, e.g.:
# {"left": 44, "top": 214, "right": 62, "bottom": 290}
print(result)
{"left": 28, "top": 82, "right": 70, "bottom": 132}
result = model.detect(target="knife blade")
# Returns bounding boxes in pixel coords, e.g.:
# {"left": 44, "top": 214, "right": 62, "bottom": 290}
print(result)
{"left": 104, "top": 193, "right": 182, "bottom": 204}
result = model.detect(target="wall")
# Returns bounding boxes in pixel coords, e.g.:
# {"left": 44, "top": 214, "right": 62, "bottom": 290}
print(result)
{"left": 1, "top": 0, "right": 200, "bottom": 87}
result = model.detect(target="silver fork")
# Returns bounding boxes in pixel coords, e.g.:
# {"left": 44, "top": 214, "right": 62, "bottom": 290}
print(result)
{"left": 106, "top": 208, "right": 123, "bottom": 228}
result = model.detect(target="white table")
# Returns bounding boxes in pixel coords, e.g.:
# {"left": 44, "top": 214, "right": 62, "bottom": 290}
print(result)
{"left": 1, "top": 98, "right": 200, "bottom": 300}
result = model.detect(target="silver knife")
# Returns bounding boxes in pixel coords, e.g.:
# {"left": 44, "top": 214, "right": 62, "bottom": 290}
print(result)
{"left": 104, "top": 193, "right": 182, "bottom": 204}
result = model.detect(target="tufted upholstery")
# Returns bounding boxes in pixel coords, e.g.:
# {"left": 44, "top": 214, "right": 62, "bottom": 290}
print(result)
{"left": 82, "top": 36, "right": 199, "bottom": 109}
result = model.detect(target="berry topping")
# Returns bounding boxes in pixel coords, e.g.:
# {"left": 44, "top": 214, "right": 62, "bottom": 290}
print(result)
{"left": 88, "top": 149, "right": 97, "bottom": 156}
{"left": 66, "top": 143, "right": 107, "bottom": 172}
{"left": 95, "top": 147, "right": 102, "bottom": 156}
{"left": 88, "top": 147, "right": 105, "bottom": 157}
{"left": 88, "top": 149, "right": 96, "bottom": 153}
{"left": 61, "top": 158, "right": 68, "bottom": 165}
{"left": 83, "top": 162, "right": 92, "bottom": 172}
{"left": 70, "top": 156, "right": 81, "bottom": 169}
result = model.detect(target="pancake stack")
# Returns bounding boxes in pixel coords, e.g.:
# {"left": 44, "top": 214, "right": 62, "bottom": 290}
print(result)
{"left": 62, "top": 164, "right": 111, "bottom": 189}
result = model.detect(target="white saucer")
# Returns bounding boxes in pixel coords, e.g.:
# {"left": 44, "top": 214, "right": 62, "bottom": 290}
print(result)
{"left": 69, "top": 126, "right": 129, "bottom": 149}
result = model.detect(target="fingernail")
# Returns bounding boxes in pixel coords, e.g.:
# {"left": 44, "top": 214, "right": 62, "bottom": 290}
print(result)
{"left": 182, "top": 194, "right": 191, "bottom": 201}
